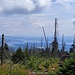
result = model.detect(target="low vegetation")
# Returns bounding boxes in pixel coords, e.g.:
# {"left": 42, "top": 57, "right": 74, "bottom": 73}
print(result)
{"left": 0, "top": 44, "right": 75, "bottom": 75}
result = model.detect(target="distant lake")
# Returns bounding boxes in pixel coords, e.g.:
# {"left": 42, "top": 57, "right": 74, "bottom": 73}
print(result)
{"left": 0, "top": 36, "right": 74, "bottom": 51}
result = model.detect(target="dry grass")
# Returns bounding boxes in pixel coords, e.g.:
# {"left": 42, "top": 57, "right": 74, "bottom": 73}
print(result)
{"left": 0, "top": 63, "right": 28, "bottom": 75}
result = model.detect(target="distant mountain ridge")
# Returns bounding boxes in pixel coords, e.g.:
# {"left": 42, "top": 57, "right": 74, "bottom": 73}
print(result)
{"left": 0, "top": 36, "right": 73, "bottom": 51}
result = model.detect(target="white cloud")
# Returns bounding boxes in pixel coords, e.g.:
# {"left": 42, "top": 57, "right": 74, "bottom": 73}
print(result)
{"left": 56, "top": 0, "right": 75, "bottom": 10}
{"left": 0, "top": 0, "right": 51, "bottom": 15}
{"left": 36, "top": 0, "right": 51, "bottom": 7}
{"left": 56, "top": 0, "right": 75, "bottom": 3}
{"left": 71, "top": 17, "right": 75, "bottom": 26}
{"left": 3, "top": 0, "right": 35, "bottom": 11}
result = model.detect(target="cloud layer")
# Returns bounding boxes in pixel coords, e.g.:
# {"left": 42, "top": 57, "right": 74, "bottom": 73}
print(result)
{"left": 56, "top": 0, "right": 75, "bottom": 9}
{"left": 56, "top": 0, "right": 75, "bottom": 3}
{"left": 0, "top": 0, "right": 51, "bottom": 15}
{"left": 0, "top": 0, "right": 75, "bottom": 15}
{"left": 0, "top": 0, "right": 75, "bottom": 36}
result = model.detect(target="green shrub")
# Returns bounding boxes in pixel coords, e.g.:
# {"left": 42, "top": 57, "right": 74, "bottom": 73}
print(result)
{"left": 58, "top": 53, "right": 75, "bottom": 75}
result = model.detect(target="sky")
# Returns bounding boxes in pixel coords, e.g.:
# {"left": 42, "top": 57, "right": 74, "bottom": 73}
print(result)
{"left": 0, "top": 0, "right": 75, "bottom": 37}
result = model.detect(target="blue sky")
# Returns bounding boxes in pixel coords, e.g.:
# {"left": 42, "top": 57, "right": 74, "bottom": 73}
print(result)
{"left": 0, "top": 0, "right": 75, "bottom": 37}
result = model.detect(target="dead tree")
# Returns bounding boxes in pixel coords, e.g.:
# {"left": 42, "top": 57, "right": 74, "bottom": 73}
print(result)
{"left": 42, "top": 26, "right": 48, "bottom": 48}
{"left": 42, "top": 26, "right": 50, "bottom": 56}
{"left": 70, "top": 35, "right": 75, "bottom": 53}
{"left": 52, "top": 18, "right": 58, "bottom": 56}
{"left": 41, "top": 37, "right": 43, "bottom": 49}
{"left": 61, "top": 34, "right": 65, "bottom": 53}
{"left": 1, "top": 34, "right": 4, "bottom": 65}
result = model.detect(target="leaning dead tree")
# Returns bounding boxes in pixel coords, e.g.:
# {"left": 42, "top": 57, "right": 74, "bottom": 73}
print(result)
{"left": 42, "top": 26, "right": 48, "bottom": 48}
{"left": 42, "top": 26, "right": 50, "bottom": 55}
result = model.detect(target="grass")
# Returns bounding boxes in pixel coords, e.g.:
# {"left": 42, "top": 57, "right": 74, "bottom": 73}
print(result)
{"left": 0, "top": 63, "right": 28, "bottom": 75}
{"left": 0, "top": 56, "right": 60, "bottom": 75}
